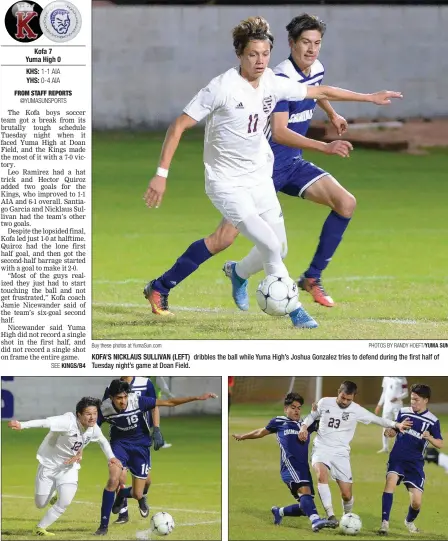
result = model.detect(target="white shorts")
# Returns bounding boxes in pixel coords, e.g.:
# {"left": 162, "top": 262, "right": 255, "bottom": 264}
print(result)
{"left": 35, "top": 464, "right": 78, "bottom": 496}
{"left": 206, "top": 178, "right": 281, "bottom": 227}
{"left": 312, "top": 449, "right": 353, "bottom": 484}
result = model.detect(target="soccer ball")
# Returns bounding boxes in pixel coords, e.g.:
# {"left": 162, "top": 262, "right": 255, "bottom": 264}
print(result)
{"left": 339, "top": 513, "right": 362, "bottom": 535}
{"left": 149, "top": 512, "right": 175, "bottom": 536}
{"left": 256, "top": 275, "right": 299, "bottom": 316}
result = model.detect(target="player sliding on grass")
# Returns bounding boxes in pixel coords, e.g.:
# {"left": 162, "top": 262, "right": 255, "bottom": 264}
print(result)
{"left": 378, "top": 383, "right": 443, "bottom": 536}
{"left": 8, "top": 397, "right": 122, "bottom": 538}
{"left": 94, "top": 379, "right": 217, "bottom": 536}
{"left": 233, "top": 392, "right": 331, "bottom": 532}
{"left": 145, "top": 14, "right": 402, "bottom": 319}
{"left": 298, "top": 380, "right": 412, "bottom": 527}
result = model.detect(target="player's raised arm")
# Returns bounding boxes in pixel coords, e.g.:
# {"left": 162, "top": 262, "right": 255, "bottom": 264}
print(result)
{"left": 144, "top": 113, "right": 198, "bottom": 209}
{"left": 8, "top": 415, "right": 71, "bottom": 432}
{"left": 356, "top": 405, "right": 412, "bottom": 432}
{"left": 306, "top": 85, "right": 403, "bottom": 105}
{"left": 232, "top": 428, "right": 271, "bottom": 441}
{"left": 156, "top": 392, "right": 218, "bottom": 407}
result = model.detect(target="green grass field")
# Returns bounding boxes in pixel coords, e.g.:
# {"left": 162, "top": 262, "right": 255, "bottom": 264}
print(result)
{"left": 229, "top": 404, "right": 448, "bottom": 540}
{"left": 1, "top": 416, "right": 221, "bottom": 541}
{"left": 92, "top": 132, "right": 448, "bottom": 339}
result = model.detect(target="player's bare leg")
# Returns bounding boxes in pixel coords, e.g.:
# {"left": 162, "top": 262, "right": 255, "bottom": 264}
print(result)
{"left": 378, "top": 472, "right": 399, "bottom": 535}
{"left": 404, "top": 487, "right": 422, "bottom": 533}
{"left": 313, "top": 462, "right": 338, "bottom": 527}
{"left": 336, "top": 479, "right": 354, "bottom": 514}
{"left": 299, "top": 175, "right": 356, "bottom": 307}
{"left": 114, "top": 468, "right": 129, "bottom": 524}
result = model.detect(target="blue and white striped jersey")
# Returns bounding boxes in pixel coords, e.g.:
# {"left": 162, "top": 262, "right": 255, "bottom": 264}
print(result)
{"left": 265, "top": 56, "right": 324, "bottom": 171}
{"left": 266, "top": 415, "right": 318, "bottom": 469}
{"left": 390, "top": 407, "right": 442, "bottom": 463}
{"left": 98, "top": 393, "right": 156, "bottom": 446}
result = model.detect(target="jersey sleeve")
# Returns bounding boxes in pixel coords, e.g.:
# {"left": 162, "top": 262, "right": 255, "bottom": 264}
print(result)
{"left": 265, "top": 418, "right": 279, "bottom": 433}
{"left": 431, "top": 420, "right": 443, "bottom": 440}
{"left": 273, "top": 75, "right": 307, "bottom": 104}
{"left": 39, "top": 414, "right": 73, "bottom": 432}
{"left": 356, "top": 404, "right": 395, "bottom": 428}
{"left": 309, "top": 420, "right": 319, "bottom": 434}
{"left": 146, "top": 379, "right": 157, "bottom": 399}
{"left": 183, "top": 80, "right": 224, "bottom": 122}
{"left": 139, "top": 396, "right": 157, "bottom": 412}
{"left": 272, "top": 73, "right": 291, "bottom": 114}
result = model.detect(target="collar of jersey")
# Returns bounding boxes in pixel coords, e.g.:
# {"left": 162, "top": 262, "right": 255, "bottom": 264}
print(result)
{"left": 288, "top": 54, "right": 312, "bottom": 80}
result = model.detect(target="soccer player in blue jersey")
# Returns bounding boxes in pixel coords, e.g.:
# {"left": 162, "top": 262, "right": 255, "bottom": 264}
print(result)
{"left": 145, "top": 14, "right": 369, "bottom": 315}
{"left": 232, "top": 392, "right": 331, "bottom": 532}
{"left": 95, "top": 379, "right": 217, "bottom": 536}
{"left": 102, "top": 376, "right": 165, "bottom": 525}
{"left": 378, "top": 383, "right": 443, "bottom": 536}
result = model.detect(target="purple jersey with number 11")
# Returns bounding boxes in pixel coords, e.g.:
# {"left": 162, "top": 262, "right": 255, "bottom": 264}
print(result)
{"left": 390, "top": 407, "right": 442, "bottom": 463}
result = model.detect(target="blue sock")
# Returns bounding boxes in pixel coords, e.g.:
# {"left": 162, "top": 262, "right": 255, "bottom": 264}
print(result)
{"left": 100, "top": 489, "right": 115, "bottom": 528}
{"left": 305, "top": 211, "right": 351, "bottom": 279}
{"left": 406, "top": 505, "right": 420, "bottom": 523}
{"left": 282, "top": 504, "right": 303, "bottom": 517}
{"left": 299, "top": 494, "right": 318, "bottom": 518}
{"left": 382, "top": 492, "right": 393, "bottom": 521}
{"left": 153, "top": 239, "right": 212, "bottom": 295}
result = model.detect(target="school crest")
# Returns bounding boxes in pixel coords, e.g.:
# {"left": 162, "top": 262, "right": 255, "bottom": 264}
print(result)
{"left": 263, "top": 95, "right": 273, "bottom": 114}
{"left": 342, "top": 412, "right": 350, "bottom": 421}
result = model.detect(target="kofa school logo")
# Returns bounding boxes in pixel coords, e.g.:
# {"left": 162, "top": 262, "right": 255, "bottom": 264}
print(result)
{"left": 39, "top": 1, "right": 82, "bottom": 43}
{"left": 4, "top": 1, "right": 43, "bottom": 42}
{"left": 4, "top": 0, "right": 81, "bottom": 43}
{"left": 342, "top": 412, "right": 350, "bottom": 421}
{"left": 262, "top": 96, "right": 273, "bottom": 115}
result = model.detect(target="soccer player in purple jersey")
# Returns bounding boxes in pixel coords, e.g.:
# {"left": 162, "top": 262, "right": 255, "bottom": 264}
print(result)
{"left": 144, "top": 14, "right": 392, "bottom": 316}
{"left": 94, "top": 379, "right": 217, "bottom": 536}
{"left": 378, "top": 383, "right": 443, "bottom": 536}
{"left": 232, "top": 392, "right": 331, "bottom": 532}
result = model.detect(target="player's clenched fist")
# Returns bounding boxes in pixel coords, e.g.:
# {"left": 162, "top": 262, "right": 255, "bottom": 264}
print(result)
{"left": 144, "top": 175, "right": 166, "bottom": 209}
{"left": 8, "top": 420, "right": 22, "bottom": 430}
{"left": 198, "top": 393, "right": 218, "bottom": 400}
{"left": 298, "top": 424, "right": 308, "bottom": 441}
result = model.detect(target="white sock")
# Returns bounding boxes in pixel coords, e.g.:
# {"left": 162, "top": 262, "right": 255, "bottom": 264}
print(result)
{"left": 309, "top": 513, "right": 319, "bottom": 523}
{"left": 439, "top": 451, "right": 448, "bottom": 472}
{"left": 343, "top": 497, "right": 354, "bottom": 514}
{"left": 318, "top": 483, "right": 334, "bottom": 517}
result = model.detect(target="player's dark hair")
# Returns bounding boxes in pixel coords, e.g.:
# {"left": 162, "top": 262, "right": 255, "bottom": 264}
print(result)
{"left": 108, "top": 379, "right": 131, "bottom": 397}
{"left": 76, "top": 396, "right": 101, "bottom": 416}
{"left": 286, "top": 13, "right": 326, "bottom": 42}
{"left": 284, "top": 392, "right": 304, "bottom": 406}
{"left": 338, "top": 380, "right": 358, "bottom": 396}
{"left": 411, "top": 383, "right": 431, "bottom": 400}
{"left": 232, "top": 16, "right": 274, "bottom": 56}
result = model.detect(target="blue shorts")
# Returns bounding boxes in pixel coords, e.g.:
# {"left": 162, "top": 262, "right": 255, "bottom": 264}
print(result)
{"left": 273, "top": 158, "right": 328, "bottom": 199}
{"left": 111, "top": 440, "right": 151, "bottom": 480}
{"left": 387, "top": 459, "right": 425, "bottom": 492}
{"left": 281, "top": 462, "right": 315, "bottom": 495}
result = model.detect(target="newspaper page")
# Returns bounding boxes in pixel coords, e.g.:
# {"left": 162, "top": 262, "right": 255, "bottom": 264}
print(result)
{"left": 1, "top": 1, "right": 448, "bottom": 541}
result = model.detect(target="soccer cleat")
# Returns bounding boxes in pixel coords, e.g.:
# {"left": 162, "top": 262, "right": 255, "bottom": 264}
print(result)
{"left": 94, "top": 526, "right": 108, "bottom": 536}
{"left": 424, "top": 447, "right": 439, "bottom": 464}
{"left": 290, "top": 306, "right": 318, "bottom": 329}
{"left": 138, "top": 496, "right": 150, "bottom": 518}
{"left": 404, "top": 520, "right": 420, "bottom": 534}
{"left": 271, "top": 506, "right": 283, "bottom": 526}
{"left": 298, "top": 276, "right": 335, "bottom": 307}
{"left": 223, "top": 261, "right": 249, "bottom": 311}
{"left": 378, "top": 520, "right": 389, "bottom": 535}
{"left": 377, "top": 448, "right": 389, "bottom": 454}
{"left": 143, "top": 280, "right": 174, "bottom": 316}
{"left": 35, "top": 527, "right": 55, "bottom": 537}
{"left": 161, "top": 442, "right": 172, "bottom": 449}
{"left": 312, "top": 518, "right": 330, "bottom": 532}
{"left": 327, "top": 515, "right": 339, "bottom": 528}
{"left": 114, "top": 514, "right": 129, "bottom": 525}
